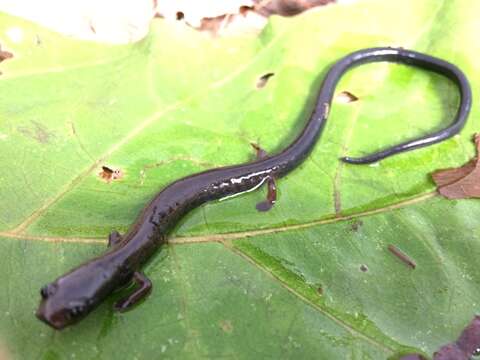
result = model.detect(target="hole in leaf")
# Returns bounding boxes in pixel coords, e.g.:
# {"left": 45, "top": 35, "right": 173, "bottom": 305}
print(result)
{"left": 256, "top": 72, "right": 275, "bottom": 88}
{"left": 99, "top": 166, "right": 123, "bottom": 183}
{"left": 336, "top": 90, "right": 359, "bottom": 103}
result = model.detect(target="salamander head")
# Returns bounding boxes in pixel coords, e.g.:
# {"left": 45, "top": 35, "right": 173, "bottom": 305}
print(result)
{"left": 36, "top": 276, "right": 94, "bottom": 330}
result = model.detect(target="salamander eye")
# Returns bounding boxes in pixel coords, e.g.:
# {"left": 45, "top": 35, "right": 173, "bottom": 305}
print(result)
{"left": 40, "top": 283, "right": 57, "bottom": 299}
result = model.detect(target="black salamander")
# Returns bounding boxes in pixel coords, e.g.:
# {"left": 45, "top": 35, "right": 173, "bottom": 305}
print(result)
{"left": 36, "top": 47, "right": 472, "bottom": 329}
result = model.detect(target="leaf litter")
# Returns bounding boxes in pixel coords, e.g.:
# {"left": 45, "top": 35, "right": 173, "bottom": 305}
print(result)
{"left": 432, "top": 134, "right": 480, "bottom": 199}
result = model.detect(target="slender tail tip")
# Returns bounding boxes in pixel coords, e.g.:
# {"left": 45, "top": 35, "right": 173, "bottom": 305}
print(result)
{"left": 339, "top": 156, "right": 376, "bottom": 165}
{"left": 340, "top": 156, "right": 361, "bottom": 164}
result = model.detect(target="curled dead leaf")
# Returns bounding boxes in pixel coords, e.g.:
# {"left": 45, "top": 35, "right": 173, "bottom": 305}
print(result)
{"left": 255, "top": 0, "right": 336, "bottom": 17}
{"left": 432, "top": 134, "right": 480, "bottom": 199}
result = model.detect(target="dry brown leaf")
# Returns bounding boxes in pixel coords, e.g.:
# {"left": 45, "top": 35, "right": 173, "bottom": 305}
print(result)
{"left": 255, "top": 0, "right": 335, "bottom": 17}
{"left": 432, "top": 134, "right": 480, "bottom": 199}
{"left": 0, "top": 44, "right": 13, "bottom": 63}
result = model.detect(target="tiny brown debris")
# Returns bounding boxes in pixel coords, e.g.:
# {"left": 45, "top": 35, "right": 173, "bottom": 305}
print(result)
{"left": 89, "top": 21, "right": 97, "bottom": 34}
{"left": 336, "top": 90, "right": 359, "bottom": 103}
{"left": 359, "top": 264, "right": 368, "bottom": 272}
{"left": 433, "top": 315, "right": 480, "bottom": 360}
{"left": 99, "top": 166, "right": 123, "bottom": 183}
{"left": 316, "top": 286, "right": 323, "bottom": 295}
{"left": 176, "top": 11, "right": 185, "bottom": 20}
{"left": 432, "top": 134, "right": 480, "bottom": 199}
{"left": 387, "top": 245, "right": 416, "bottom": 269}
{"left": 256, "top": 72, "right": 275, "bottom": 88}
{"left": 239, "top": 5, "right": 254, "bottom": 15}
{"left": 0, "top": 43, "right": 14, "bottom": 63}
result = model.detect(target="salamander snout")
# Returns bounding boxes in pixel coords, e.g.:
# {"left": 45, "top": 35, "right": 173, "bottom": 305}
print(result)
{"left": 36, "top": 281, "right": 89, "bottom": 330}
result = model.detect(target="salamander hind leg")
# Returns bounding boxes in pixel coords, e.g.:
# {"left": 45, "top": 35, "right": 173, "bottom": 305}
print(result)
{"left": 256, "top": 176, "right": 277, "bottom": 212}
{"left": 108, "top": 230, "right": 122, "bottom": 247}
{"left": 250, "top": 143, "right": 278, "bottom": 212}
{"left": 114, "top": 272, "right": 152, "bottom": 312}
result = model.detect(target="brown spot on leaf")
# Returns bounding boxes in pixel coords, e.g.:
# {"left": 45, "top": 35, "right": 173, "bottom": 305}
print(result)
{"left": 359, "top": 264, "right": 368, "bottom": 272}
{"left": 17, "top": 121, "right": 55, "bottom": 144}
{"left": 433, "top": 316, "right": 480, "bottom": 360}
{"left": 99, "top": 166, "right": 123, "bottom": 183}
{"left": 219, "top": 319, "right": 233, "bottom": 333}
{"left": 336, "top": 90, "right": 359, "bottom": 103}
{"left": 388, "top": 245, "right": 416, "bottom": 269}
{"left": 432, "top": 134, "right": 480, "bottom": 199}
{"left": 316, "top": 286, "right": 323, "bottom": 295}
{"left": 350, "top": 219, "right": 363, "bottom": 232}
{"left": 256, "top": 72, "right": 275, "bottom": 88}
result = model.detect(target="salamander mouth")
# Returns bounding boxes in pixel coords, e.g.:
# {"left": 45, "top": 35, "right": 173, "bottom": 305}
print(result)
{"left": 36, "top": 303, "right": 70, "bottom": 330}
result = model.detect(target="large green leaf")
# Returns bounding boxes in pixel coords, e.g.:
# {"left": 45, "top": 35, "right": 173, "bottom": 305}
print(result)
{"left": 1, "top": 0, "right": 479, "bottom": 358}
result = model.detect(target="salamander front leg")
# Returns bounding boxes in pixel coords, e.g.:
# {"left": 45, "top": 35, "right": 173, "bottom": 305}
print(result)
{"left": 108, "top": 230, "right": 122, "bottom": 247}
{"left": 114, "top": 272, "right": 152, "bottom": 312}
{"left": 251, "top": 143, "right": 278, "bottom": 212}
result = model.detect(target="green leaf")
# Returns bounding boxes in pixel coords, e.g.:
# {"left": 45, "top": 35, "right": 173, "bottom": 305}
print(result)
{"left": 1, "top": 0, "right": 479, "bottom": 358}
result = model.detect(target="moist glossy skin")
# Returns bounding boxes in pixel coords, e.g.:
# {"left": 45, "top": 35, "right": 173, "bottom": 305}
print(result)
{"left": 36, "top": 47, "right": 472, "bottom": 330}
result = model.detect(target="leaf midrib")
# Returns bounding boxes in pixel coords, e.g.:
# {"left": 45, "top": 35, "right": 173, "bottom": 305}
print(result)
{"left": 0, "top": 191, "right": 436, "bottom": 244}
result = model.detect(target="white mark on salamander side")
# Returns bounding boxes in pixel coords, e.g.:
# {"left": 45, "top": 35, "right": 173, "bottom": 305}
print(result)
{"left": 323, "top": 102, "right": 330, "bottom": 118}
{"left": 219, "top": 175, "right": 269, "bottom": 202}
